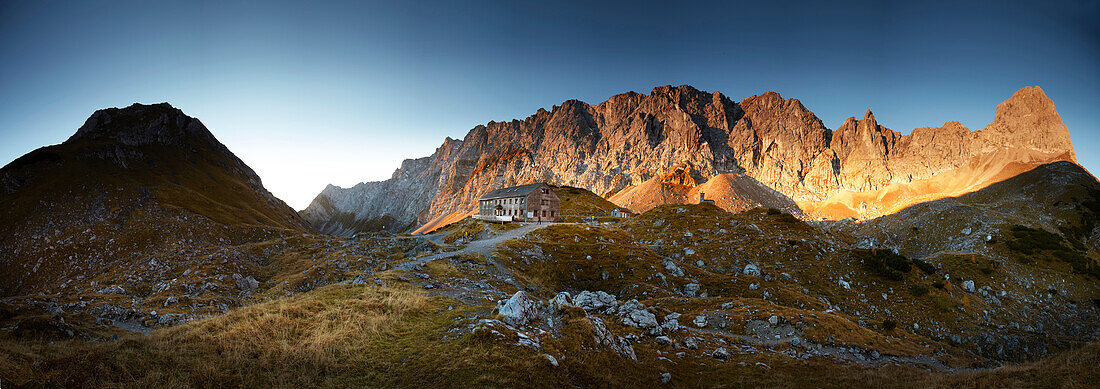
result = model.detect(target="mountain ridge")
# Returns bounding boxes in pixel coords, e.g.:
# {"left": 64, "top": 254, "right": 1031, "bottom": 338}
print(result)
{"left": 304, "top": 85, "right": 1076, "bottom": 234}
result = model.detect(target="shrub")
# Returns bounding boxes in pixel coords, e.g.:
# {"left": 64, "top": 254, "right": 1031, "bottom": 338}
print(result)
{"left": 777, "top": 213, "right": 801, "bottom": 223}
{"left": 932, "top": 280, "right": 945, "bottom": 289}
{"left": 1005, "top": 225, "right": 1067, "bottom": 255}
{"left": 979, "top": 266, "right": 995, "bottom": 275}
{"left": 766, "top": 208, "right": 782, "bottom": 215}
{"left": 912, "top": 259, "right": 936, "bottom": 274}
{"left": 882, "top": 319, "right": 897, "bottom": 331}
{"left": 857, "top": 249, "right": 910, "bottom": 281}
{"left": 909, "top": 284, "right": 929, "bottom": 297}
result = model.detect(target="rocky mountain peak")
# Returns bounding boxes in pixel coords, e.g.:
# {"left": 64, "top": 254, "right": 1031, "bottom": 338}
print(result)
{"left": 66, "top": 103, "right": 219, "bottom": 148}
{"left": 651, "top": 84, "right": 702, "bottom": 96}
{"left": 864, "top": 109, "right": 875, "bottom": 121}
{"left": 979, "top": 86, "right": 1075, "bottom": 160}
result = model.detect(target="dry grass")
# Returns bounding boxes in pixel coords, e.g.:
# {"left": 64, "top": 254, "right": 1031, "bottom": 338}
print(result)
{"left": 0, "top": 284, "right": 429, "bottom": 387}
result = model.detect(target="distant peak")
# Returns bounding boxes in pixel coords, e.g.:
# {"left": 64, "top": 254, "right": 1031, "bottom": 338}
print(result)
{"left": 864, "top": 109, "right": 875, "bottom": 121}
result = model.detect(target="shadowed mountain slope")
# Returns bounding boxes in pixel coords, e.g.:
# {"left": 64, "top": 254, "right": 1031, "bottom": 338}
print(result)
{"left": 0, "top": 103, "right": 306, "bottom": 299}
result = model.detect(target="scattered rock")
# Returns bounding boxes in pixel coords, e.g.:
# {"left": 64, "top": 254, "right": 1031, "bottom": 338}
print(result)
{"left": 660, "top": 372, "right": 672, "bottom": 384}
{"left": 661, "top": 313, "right": 681, "bottom": 332}
{"left": 963, "top": 280, "right": 976, "bottom": 293}
{"left": 743, "top": 263, "right": 762, "bottom": 277}
{"left": 683, "top": 283, "right": 701, "bottom": 297}
{"left": 663, "top": 260, "right": 685, "bottom": 277}
{"left": 497, "top": 291, "right": 541, "bottom": 327}
{"left": 589, "top": 316, "right": 637, "bottom": 361}
{"left": 683, "top": 337, "right": 699, "bottom": 350}
{"left": 232, "top": 273, "right": 258, "bottom": 291}
{"left": 97, "top": 285, "right": 126, "bottom": 295}
{"left": 712, "top": 347, "right": 731, "bottom": 360}
{"left": 549, "top": 292, "right": 573, "bottom": 311}
{"left": 618, "top": 300, "right": 658, "bottom": 329}
{"left": 693, "top": 315, "right": 707, "bottom": 328}
{"left": 574, "top": 290, "right": 618, "bottom": 312}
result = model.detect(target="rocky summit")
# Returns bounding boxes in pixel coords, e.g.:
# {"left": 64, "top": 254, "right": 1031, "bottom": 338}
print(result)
{"left": 303, "top": 85, "right": 1075, "bottom": 236}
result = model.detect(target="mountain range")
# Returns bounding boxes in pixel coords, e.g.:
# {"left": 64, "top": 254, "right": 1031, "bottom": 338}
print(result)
{"left": 0, "top": 89, "right": 1097, "bottom": 387}
{"left": 301, "top": 85, "right": 1075, "bottom": 236}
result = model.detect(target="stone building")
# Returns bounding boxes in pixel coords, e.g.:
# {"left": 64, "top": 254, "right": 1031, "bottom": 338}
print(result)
{"left": 475, "top": 183, "right": 561, "bottom": 222}
{"left": 610, "top": 207, "right": 634, "bottom": 218}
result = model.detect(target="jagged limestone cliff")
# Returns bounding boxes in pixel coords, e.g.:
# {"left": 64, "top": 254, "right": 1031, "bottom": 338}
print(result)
{"left": 303, "top": 85, "right": 1076, "bottom": 234}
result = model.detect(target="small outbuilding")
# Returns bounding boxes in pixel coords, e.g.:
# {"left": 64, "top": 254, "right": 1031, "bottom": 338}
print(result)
{"left": 698, "top": 192, "right": 715, "bottom": 205}
{"left": 474, "top": 183, "right": 561, "bottom": 222}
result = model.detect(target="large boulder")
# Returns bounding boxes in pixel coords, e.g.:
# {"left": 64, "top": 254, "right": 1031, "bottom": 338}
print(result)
{"left": 617, "top": 299, "right": 658, "bottom": 329}
{"left": 574, "top": 290, "right": 618, "bottom": 312}
{"left": 743, "top": 263, "right": 762, "bottom": 277}
{"left": 497, "top": 291, "right": 541, "bottom": 327}
{"left": 232, "top": 273, "right": 259, "bottom": 291}
{"left": 589, "top": 316, "right": 637, "bottom": 361}
{"left": 549, "top": 292, "right": 574, "bottom": 311}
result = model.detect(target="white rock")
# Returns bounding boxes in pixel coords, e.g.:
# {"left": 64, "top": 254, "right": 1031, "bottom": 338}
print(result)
{"left": 712, "top": 347, "right": 731, "bottom": 360}
{"left": 963, "top": 280, "right": 976, "bottom": 293}
{"left": 693, "top": 315, "right": 707, "bottom": 328}
{"left": 574, "top": 290, "right": 618, "bottom": 312}
{"left": 497, "top": 291, "right": 541, "bottom": 327}
{"left": 663, "top": 260, "right": 685, "bottom": 277}
{"left": 683, "top": 283, "right": 701, "bottom": 297}
{"left": 683, "top": 337, "right": 698, "bottom": 350}
{"left": 549, "top": 292, "right": 573, "bottom": 311}
{"left": 589, "top": 316, "right": 637, "bottom": 361}
{"left": 743, "top": 263, "right": 762, "bottom": 277}
{"left": 839, "top": 279, "right": 851, "bottom": 289}
{"left": 618, "top": 299, "right": 658, "bottom": 329}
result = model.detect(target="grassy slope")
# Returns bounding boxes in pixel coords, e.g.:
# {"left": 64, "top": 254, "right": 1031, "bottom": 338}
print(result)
{"left": 551, "top": 185, "right": 620, "bottom": 220}
{"left": 2, "top": 281, "right": 1094, "bottom": 387}
{"left": 1, "top": 167, "right": 1097, "bottom": 387}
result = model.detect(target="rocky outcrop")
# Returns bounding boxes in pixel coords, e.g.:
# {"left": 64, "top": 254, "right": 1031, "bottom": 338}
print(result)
{"left": 304, "top": 85, "right": 1076, "bottom": 234}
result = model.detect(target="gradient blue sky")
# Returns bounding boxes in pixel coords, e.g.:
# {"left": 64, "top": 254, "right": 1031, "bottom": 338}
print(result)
{"left": 2, "top": 0, "right": 1097, "bottom": 209}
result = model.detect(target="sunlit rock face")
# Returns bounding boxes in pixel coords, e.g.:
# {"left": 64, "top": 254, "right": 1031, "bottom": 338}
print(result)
{"left": 303, "top": 85, "right": 1076, "bottom": 234}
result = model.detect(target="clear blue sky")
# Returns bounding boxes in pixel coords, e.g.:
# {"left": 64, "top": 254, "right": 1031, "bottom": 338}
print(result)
{"left": 2, "top": 0, "right": 1097, "bottom": 209}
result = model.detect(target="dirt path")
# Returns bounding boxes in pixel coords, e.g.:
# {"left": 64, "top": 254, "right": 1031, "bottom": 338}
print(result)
{"left": 395, "top": 222, "right": 559, "bottom": 270}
